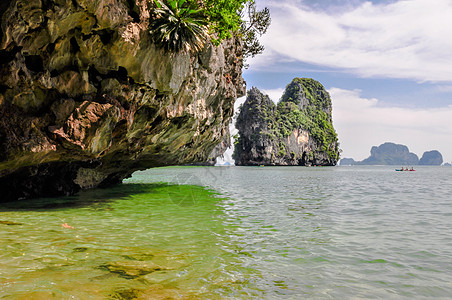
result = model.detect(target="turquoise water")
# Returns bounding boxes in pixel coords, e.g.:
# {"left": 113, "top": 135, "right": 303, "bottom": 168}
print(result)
{"left": 1, "top": 166, "right": 452, "bottom": 298}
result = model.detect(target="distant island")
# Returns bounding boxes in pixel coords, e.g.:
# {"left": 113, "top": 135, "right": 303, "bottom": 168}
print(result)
{"left": 339, "top": 158, "right": 357, "bottom": 165}
{"left": 419, "top": 150, "right": 443, "bottom": 165}
{"left": 233, "top": 78, "right": 340, "bottom": 166}
{"left": 340, "top": 142, "right": 443, "bottom": 165}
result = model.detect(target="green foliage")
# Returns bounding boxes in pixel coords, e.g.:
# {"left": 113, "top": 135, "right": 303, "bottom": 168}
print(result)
{"left": 278, "top": 143, "right": 286, "bottom": 157}
{"left": 275, "top": 102, "right": 308, "bottom": 137}
{"left": 149, "top": 0, "right": 209, "bottom": 53}
{"left": 233, "top": 133, "right": 240, "bottom": 145}
{"left": 280, "top": 78, "right": 331, "bottom": 111}
{"left": 273, "top": 78, "right": 339, "bottom": 160}
{"left": 149, "top": 0, "right": 271, "bottom": 60}
{"left": 232, "top": 133, "right": 242, "bottom": 161}
{"left": 240, "top": 3, "right": 271, "bottom": 60}
{"left": 280, "top": 83, "right": 301, "bottom": 105}
{"left": 202, "top": 0, "right": 270, "bottom": 56}
{"left": 201, "top": 0, "right": 248, "bottom": 44}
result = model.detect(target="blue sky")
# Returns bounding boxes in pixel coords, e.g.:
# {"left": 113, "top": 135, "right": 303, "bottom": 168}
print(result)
{"left": 237, "top": 0, "right": 452, "bottom": 163}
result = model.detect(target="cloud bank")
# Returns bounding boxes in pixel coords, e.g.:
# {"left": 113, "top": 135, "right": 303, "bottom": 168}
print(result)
{"left": 252, "top": 0, "right": 452, "bottom": 82}
{"left": 331, "top": 88, "right": 452, "bottom": 162}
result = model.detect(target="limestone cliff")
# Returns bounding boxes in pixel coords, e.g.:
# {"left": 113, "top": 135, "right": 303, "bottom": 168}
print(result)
{"left": 0, "top": 0, "right": 245, "bottom": 201}
{"left": 233, "top": 79, "right": 340, "bottom": 166}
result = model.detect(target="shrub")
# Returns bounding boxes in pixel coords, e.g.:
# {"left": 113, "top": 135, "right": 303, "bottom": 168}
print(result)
{"left": 149, "top": 0, "right": 270, "bottom": 59}
{"left": 149, "top": 0, "right": 209, "bottom": 53}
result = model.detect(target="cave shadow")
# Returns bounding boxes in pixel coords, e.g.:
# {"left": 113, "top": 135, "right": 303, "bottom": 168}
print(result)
{"left": 0, "top": 183, "right": 172, "bottom": 211}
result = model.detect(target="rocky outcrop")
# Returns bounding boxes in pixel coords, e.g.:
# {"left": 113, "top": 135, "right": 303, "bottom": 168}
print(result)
{"left": 358, "top": 142, "right": 419, "bottom": 165}
{"left": 233, "top": 79, "right": 340, "bottom": 166}
{"left": 0, "top": 0, "right": 245, "bottom": 201}
{"left": 419, "top": 150, "right": 443, "bottom": 165}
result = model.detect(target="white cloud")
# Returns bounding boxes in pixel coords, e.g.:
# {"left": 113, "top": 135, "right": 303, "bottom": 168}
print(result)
{"left": 262, "top": 88, "right": 285, "bottom": 103}
{"left": 330, "top": 88, "right": 452, "bottom": 162}
{"left": 251, "top": 0, "right": 452, "bottom": 82}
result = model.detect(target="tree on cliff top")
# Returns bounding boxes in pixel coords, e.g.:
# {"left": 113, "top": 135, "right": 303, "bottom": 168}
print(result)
{"left": 149, "top": 0, "right": 270, "bottom": 60}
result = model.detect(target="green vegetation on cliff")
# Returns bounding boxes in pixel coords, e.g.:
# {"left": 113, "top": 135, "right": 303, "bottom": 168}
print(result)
{"left": 150, "top": 0, "right": 270, "bottom": 58}
{"left": 277, "top": 78, "right": 339, "bottom": 160}
{"left": 233, "top": 79, "right": 340, "bottom": 166}
{"left": 149, "top": 0, "right": 209, "bottom": 53}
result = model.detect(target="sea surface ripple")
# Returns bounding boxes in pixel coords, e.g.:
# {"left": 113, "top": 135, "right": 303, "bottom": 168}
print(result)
{"left": 1, "top": 166, "right": 451, "bottom": 299}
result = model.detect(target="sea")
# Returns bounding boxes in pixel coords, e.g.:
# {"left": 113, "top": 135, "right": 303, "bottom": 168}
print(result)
{"left": 1, "top": 165, "right": 451, "bottom": 299}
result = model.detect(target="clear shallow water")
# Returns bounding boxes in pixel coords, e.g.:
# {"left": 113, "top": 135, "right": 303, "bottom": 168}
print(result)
{"left": 1, "top": 166, "right": 452, "bottom": 299}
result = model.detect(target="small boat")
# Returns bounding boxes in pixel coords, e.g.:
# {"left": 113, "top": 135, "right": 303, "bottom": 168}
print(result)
{"left": 395, "top": 168, "right": 415, "bottom": 172}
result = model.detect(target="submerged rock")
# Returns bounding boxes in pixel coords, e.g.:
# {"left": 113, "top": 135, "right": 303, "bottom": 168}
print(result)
{"left": 0, "top": 0, "right": 245, "bottom": 201}
{"left": 100, "top": 261, "right": 167, "bottom": 279}
{"left": 0, "top": 220, "right": 23, "bottom": 225}
{"left": 110, "top": 284, "right": 186, "bottom": 300}
{"left": 233, "top": 79, "right": 340, "bottom": 166}
{"left": 110, "top": 288, "right": 143, "bottom": 300}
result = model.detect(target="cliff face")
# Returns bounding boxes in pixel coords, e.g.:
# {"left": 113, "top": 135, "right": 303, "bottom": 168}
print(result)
{"left": 233, "top": 79, "right": 340, "bottom": 166}
{"left": 233, "top": 87, "right": 276, "bottom": 166}
{"left": 0, "top": 0, "right": 245, "bottom": 201}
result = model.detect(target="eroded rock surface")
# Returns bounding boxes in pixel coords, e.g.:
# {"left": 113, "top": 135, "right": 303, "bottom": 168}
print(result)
{"left": 0, "top": 0, "right": 245, "bottom": 201}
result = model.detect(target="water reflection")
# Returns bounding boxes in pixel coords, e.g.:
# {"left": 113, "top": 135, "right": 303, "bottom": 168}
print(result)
{"left": 0, "top": 183, "right": 167, "bottom": 211}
